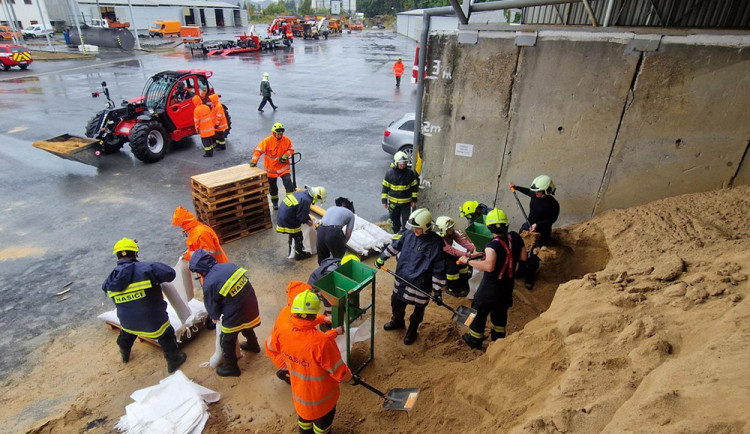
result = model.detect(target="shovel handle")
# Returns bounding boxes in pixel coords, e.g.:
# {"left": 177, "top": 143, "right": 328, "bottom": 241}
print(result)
{"left": 355, "top": 377, "right": 395, "bottom": 402}
{"left": 511, "top": 190, "right": 531, "bottom": 227}
{"left": 380, "top": 266, "right": 459, "bottom": 316}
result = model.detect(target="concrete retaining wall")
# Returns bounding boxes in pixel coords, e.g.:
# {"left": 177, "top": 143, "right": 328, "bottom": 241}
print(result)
{"left": 420, "top": 29, "right": 750, "bottom": 229}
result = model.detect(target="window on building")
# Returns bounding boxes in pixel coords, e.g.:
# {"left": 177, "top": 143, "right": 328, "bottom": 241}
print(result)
{"left": 24, "top": 0, "right": 32, "bottom": 4}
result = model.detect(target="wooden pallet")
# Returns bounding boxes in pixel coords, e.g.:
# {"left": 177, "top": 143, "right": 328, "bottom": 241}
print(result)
{"left": 191, "top": 164, "right": 273, "bottom": 244}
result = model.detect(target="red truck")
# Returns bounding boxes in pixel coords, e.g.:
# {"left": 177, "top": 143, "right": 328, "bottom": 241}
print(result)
{"left": 0, "top": 45, "right": 33, "bottom": 71}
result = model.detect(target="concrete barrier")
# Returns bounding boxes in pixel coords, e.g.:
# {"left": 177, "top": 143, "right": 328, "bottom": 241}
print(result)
{"left": 420, "top": 29, "right": 750, "bottom": 230}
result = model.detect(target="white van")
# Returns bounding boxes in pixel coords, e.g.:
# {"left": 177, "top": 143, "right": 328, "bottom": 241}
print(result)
{"left": 23, "top": 24, "right": 54, "bottom": 38}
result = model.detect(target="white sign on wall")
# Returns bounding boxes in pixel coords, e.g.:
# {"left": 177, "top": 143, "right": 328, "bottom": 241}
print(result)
{"left": 331, "top": 1, "right": 341, "bottom": 14}
{"left": 455, "top": 143, "right": 474, "bottom": 157}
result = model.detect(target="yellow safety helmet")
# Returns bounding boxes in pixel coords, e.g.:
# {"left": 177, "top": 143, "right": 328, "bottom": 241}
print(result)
{"left": 341, "top": 254, "right": 360, "bottom": 264}
{"left": 406, "top": 208, "right": 432, "bottom": 231}
{"left": 272, "top": 122, "right": 285, "bottom": 133}
{"left": 113, "top": 238, "right": 139, "bottom": 255}
{"left": 485, "top": 208, "right": 509, "bottom": 228}
{"left": 291, "top": 289, "right": 321, "bottom": 315}
{"left": 459, "top": 201, "right": 479, "bottom": 219}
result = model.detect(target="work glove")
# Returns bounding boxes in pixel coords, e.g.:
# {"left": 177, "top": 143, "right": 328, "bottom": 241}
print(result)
{"left": 348, "top": 375, "right": 360, "bottom": 386}
{"left": 249, "top": 162, "right": 257, "bottom": 167}
{"left": 433, "top": 290, "right": 444, "bottom": 306}
{"left": 280, "top": 154, "right": 288, "bottom": 164}
{"left": 375, "top": 257, "right": 385, "bottom": 269}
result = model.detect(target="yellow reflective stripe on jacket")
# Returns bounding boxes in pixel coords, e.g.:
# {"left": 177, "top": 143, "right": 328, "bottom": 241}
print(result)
{"left": 290, "top": 369, "right": 328, "bottom": 382}
{"left": 384, "top": 183, "right": 412, "bottom": 191}
{"left": 292, "top": 388, "right": 338, "bottom": 407}
{"left": 276, "top": 226, "right": 302, "bottom": 234}
{"left": 219, "top": 268, "right": 248, "bottom": 297}
{"left": 283, "top": 195, "right": 299, "bottom": 207}
{"left": 107, "top": 280, "right": 151, "bottom": 298}
{"left": 221, "top": 316, "right": 261, "bottom": 333}
{"left": 120, "top": 320, "right": 171, "bottom": 339}
{"left": 387, "top": 196, "right": 412, "bottom": 204}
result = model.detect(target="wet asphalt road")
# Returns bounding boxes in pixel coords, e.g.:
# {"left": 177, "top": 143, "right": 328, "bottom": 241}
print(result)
{"left": 0, "top": 29, "right": 417, "bottom": 378}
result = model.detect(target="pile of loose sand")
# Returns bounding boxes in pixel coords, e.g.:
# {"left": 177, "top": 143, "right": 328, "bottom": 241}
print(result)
{"left": 3, "top": 187, "right": 748, "bottom": 434}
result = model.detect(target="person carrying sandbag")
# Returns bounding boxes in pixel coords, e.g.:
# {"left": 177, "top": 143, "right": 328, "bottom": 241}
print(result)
{"left": 189, "top": 249, "right": 261, "bottom": 377}
{"left": 102, "top": 238, "right": 187, "bottom": 373}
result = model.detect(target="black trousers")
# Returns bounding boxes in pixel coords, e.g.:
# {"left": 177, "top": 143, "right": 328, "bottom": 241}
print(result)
{"left": 117, "top": 325, "right": 178, "bottom": 355}
{"left": 258, "top": 96, "right": 277, "bottom": 110}
{"left": 289, "top": 231, "right": 305, "bottom": 255}
{"left": 298, "top": 406, "right": 336, "bottom": 434}
{"left": 215, "top": 129, "right": 227, "bottom": 147}
{"left": 269, "top": 174, "right": 294, "bottom": 204}
{"left": 389, "top": 204, "right": 411, "bottom": 233}
{"left": 201, "top": 136, "right": 215, "bottom": 151}
{"left": 316, "top": 225, "right": 346, "bottom": 264}
{"left": 220, "top": 328, "right": 257, "bottom": 361}
{"left": 445, "top": 258, "right": 470, "bottom": 294}
{"left": 395, "top": 75, "right": 401, "bottom": 87}
{"left": 469, "top": 289, "right": 513, "bottom": 341}
{"left": 391, "top": 293, "right": 426, "bottom": 326}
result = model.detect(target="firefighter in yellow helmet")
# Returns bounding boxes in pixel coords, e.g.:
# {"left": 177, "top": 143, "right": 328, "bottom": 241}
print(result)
{"left": 251, "top": 122, "right": 294, "bottom": 210}
{"left": 459, "top": 200, "right": 490, "bottom": 225}
{"left": 457, "top": 209, "right": 527, "bottom": 350}
{"left": 102, "top": 238, "right": 187, "bottom": 372}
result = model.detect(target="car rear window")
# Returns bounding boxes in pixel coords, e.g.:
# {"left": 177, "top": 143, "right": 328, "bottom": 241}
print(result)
{"left": 10, "top": 47, "right": 28, "bottom": 53}
{"left": 399, "top": 120, "right": 415, "bottom": 131}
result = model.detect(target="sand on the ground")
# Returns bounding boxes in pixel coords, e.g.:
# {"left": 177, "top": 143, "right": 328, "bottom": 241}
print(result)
{"left": 2, "top": 187, "right": 748, "bottom": 433}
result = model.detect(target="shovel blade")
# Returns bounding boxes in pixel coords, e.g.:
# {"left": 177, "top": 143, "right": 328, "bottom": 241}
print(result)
{"left": 382, "top": 388, "right": 420, "bottom": 411}
{"left": 451, "top": 305, "right": 477, "bottom": 328}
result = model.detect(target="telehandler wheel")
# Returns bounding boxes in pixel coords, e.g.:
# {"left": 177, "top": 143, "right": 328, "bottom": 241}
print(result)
{"left": 129, "top": 120, "right": 169, "bottom": 163}
{"left": 223, "top": 105, "right": 232, "bottom": 138}
{"left": 85, "top": 111, "right": 126, "bottom": 154}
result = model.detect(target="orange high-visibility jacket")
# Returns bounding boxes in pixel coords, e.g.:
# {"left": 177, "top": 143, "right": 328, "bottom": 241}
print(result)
{"left": 251, "top": 135, "right": 294, "bottom": 178}
{"left": 209, "top": 94, "right": 229, "bottom": 131}
{"left": 265, "top": 282, "right": 333, "bottom": 368}
{"left": 171, "top": 206, "right": 228, "bottom": 263}
{"left": 392, "top": 61, "right": 405, "bottom": 77}
{"left": 266, "top": 315, "right": 352, "bottom": 420}
{"left": 192, "top": 96, "right": 215, "bottom": 138}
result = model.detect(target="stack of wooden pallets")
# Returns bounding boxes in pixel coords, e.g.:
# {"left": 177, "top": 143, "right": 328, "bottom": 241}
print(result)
{"left": 191, "top": 165, "right": 272, "bottom": 243}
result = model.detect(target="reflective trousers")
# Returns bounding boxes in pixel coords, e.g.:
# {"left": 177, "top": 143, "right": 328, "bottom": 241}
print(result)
{"left": 298, "top": 406, "right": 336, "bottom": 434}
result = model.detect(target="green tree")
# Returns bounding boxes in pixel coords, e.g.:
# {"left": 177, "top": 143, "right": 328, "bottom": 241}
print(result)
{"left": 299, "top": 0, "right": 313, "bottom": 15}
{"left": 264, "top": 0, "right": 287, "bottom": 16}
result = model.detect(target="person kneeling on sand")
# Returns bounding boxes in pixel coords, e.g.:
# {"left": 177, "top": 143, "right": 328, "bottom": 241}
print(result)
{"left": 457, "top": 209, "right": 526, "bottom": 350}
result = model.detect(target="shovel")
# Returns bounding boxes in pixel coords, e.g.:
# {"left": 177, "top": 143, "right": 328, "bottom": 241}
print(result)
{"left": 355, "top": 376, "right": 420, "bottom": 411}
{"left": 511, "top": 186, "right": 540, "bottom": 256}
{"left": 380, "top": 266, "right": 476, "bottom": 328}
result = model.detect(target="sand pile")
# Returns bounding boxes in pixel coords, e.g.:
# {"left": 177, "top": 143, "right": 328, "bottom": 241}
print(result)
{"left": 3, "top": 187, "right": 748, "bottom": 433}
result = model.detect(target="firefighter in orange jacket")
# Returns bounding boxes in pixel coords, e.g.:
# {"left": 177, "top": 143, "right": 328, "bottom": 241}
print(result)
{"left": 172, "top": 206, "right": 228, "bottom": 264}
{"left": 265, "top": 281, "right": 340, "bottom": 385}
{"left": 193, "top": 95, "right": 215, "bottom": 158}
{"left": 250, "top": 122, "right": 294, "bottom": 210}
{"left": 392, "top": 57, "right": 405, "bottom": 87}
{"left": 266, "top": 290, "right": 354, "bottom": 434}
{"left": 209, "top": 93, "right": 229, "bottom": 151}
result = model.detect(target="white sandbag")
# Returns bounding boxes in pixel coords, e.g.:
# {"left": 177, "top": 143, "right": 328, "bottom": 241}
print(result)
{"left": 287, "top": 221, "right": 317, "bottom": 259}
{"left": 335, "top": 324, "right": 375, "bottom": 360}
{"left": 161, "top": 282, "right": 191, "bottom": 324}
{"left": 115, "top": 370, "right": 219, "bottom": 434}
{"left": 467, "top": 269, "right": 482, "bottom": 300}
{"left": 173, "top": 257, "right": 195, "bottom": 302}
{"left": 200, "top": 318, "right": 242, "bottom": 369}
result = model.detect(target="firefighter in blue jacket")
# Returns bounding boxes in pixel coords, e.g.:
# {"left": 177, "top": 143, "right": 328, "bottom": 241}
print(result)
{"left": 102, "top": 238, "right": 187, "bottom": 373}
{"left": 189, "top": 249, "right": 261, "bottom": 377}
{"left": 375, "top": 208, "right": 447, "bottom": 345}
{"left": 381, "top": 151, "right": 419, "bottom": 234}
{"left": 277, "top": 185, "right": 327, "bottom": 260}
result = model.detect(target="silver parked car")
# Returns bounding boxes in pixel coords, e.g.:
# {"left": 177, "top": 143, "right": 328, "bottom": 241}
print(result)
{"left": 381, "top": 112, "right": 415, "bottom": 162}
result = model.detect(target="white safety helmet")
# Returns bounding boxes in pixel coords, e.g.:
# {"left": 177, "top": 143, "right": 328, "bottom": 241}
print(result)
{"left": 306, "top": 186, "right": 327, "bottom": 204}
{"left": 530, "top": 175, "right": 556, "bottom": 195}
{"left": 434, "top": 216, "right": 455, "bottom": 237}
{"left": 393, "top": 151, "right": 409, "bottom": 165}
{"left": 406, "top": 208, "right": 432, "bottom": 231}
{"left": 263, "top": 72, "right": 269, "bottom": 78}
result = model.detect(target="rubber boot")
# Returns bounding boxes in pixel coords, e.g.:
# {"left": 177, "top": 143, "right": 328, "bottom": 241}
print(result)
{"left": 165, "top": 351, "right": 187, "bottom": 373}
{"left": 272, "top": 200, "right": 279, "bottom": 211}
{"left": 491, "top": 330, "right": 506, "bottom": 341}
{"left": 203, "top": 149, "right": 213, "bottom": 158}
{"left": 462, "top": 333, "right": 483, "bottom": 350}
{"left": 295, "top": 251, "right": 312, "bottom": 260}
{"left": 217, "top": 354, "right": 241, "bottom": 377}
{"left": 403, "top": 322, "right": 419, "bottom": 345}
{"left": 524, "top": 268, "right": 535, "bottom": 290}
{"left": 240, "top": 330, "right": 261, "bottom": 353}
{"left": 383, "top": 318, "right": 405, "bottom": 331}
{"left": 119, "top": 346, "right": 131, "bottom": 363}
{"left": 276, "top": 369, "right": 291, "bottom": 385}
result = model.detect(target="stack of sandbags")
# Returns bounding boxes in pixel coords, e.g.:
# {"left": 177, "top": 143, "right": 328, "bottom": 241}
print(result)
{"left": 114, "top": 370, "right": 220, "bottom": 434}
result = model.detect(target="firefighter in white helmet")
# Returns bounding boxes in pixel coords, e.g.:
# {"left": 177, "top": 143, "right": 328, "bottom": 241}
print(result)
{"left": 381, "top": 151, "right": 418, "bottom": 233}
{"left": 375, "top": 208, "right": 446, "bottom": 345}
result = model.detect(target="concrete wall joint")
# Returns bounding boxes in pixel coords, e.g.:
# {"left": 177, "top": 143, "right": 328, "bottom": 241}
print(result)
{"left": 496, "top": 46, "right": 523, "bottom": 207}
{"left": 592, "top": 51, "right": 644, "bottom": 217}
{"left": 729, "top": 140, "right": 750, "bottom": 187}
